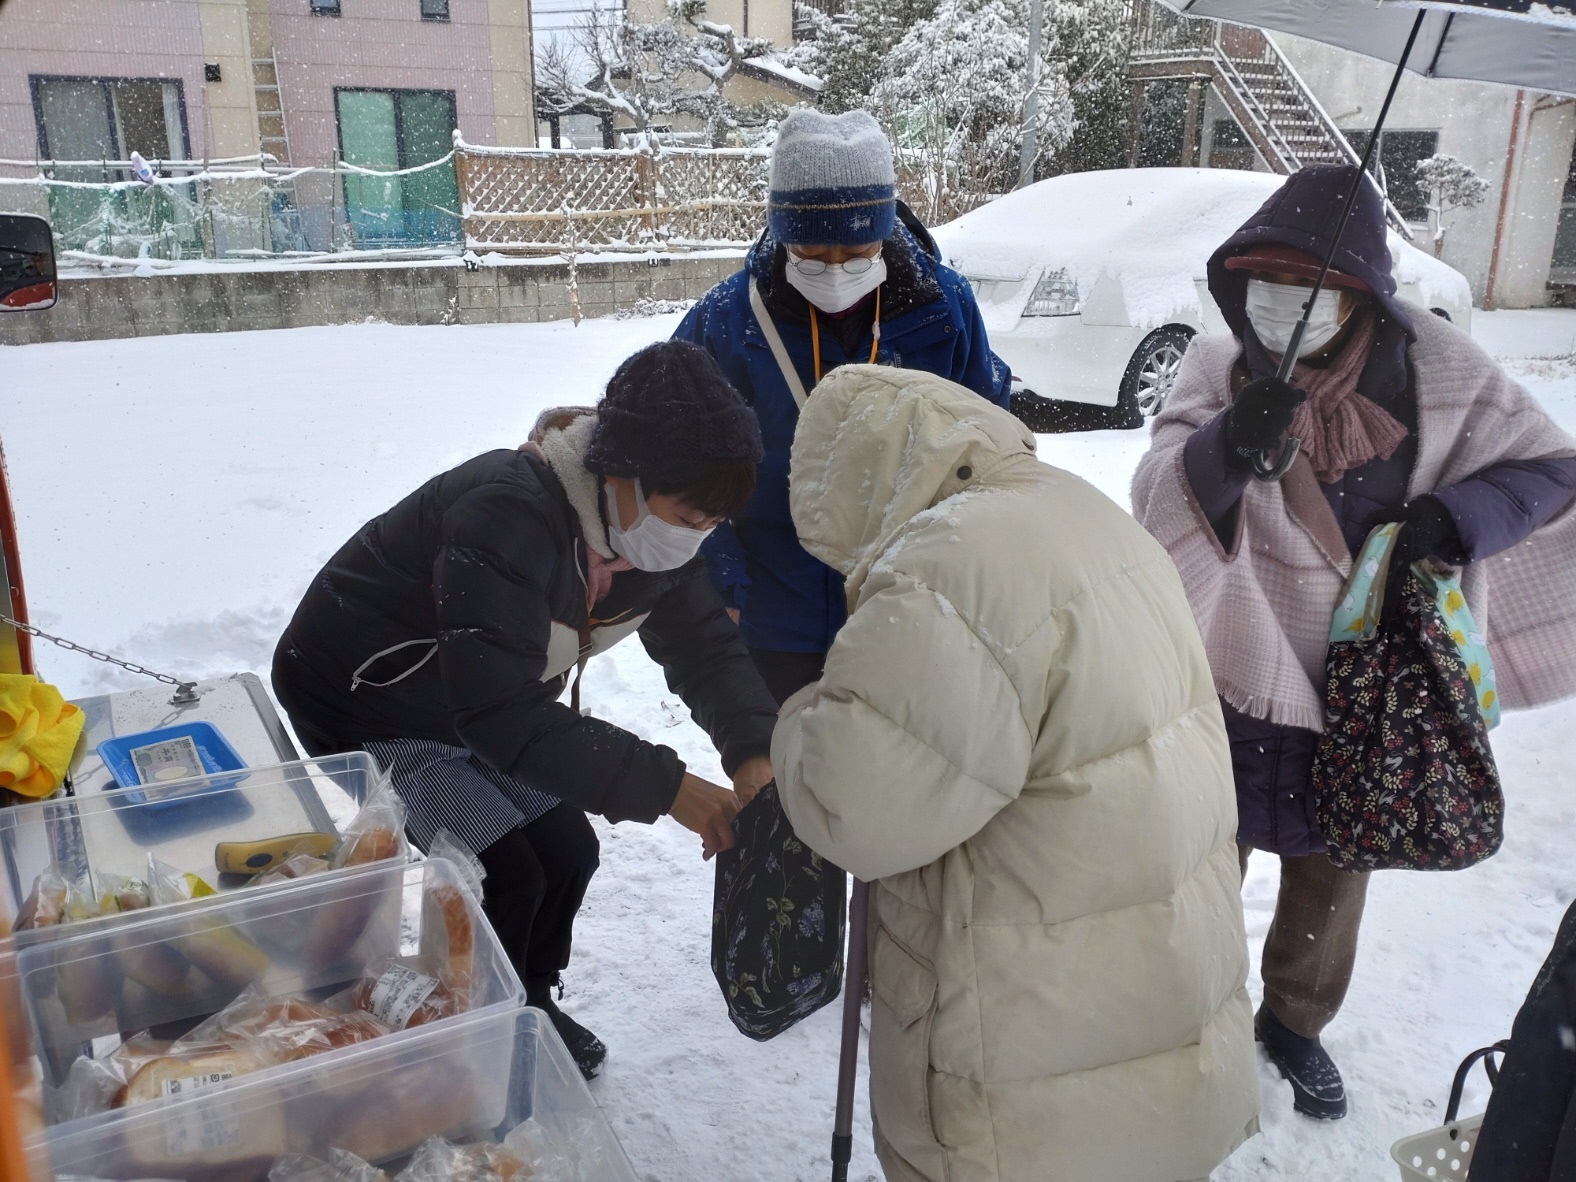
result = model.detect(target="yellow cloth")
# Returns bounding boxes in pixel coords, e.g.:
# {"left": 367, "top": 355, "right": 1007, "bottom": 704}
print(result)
{"left": 0, "top": 674, "right": 84, "bottom": 798}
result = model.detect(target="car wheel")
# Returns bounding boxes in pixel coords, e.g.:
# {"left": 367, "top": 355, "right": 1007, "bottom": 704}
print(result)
{"left": 1119, "top": 326, "right": 1195, "bottom": 420}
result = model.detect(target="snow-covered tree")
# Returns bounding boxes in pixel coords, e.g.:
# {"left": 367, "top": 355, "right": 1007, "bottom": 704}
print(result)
{"left": 1039, "top": 0, "right": 1133, "bottom": 177}
{"left": 791, "top": 0, "right": 940, "bottom": 116}
{"left": 793, "top": 0, "right": 1131, "bottom": 201}
{"left": 870, "top": 0, "right": 1076, "bottom": 221}
{"left": 1415, "top": 153, "right": 1492, "bottom": 255}
{"left": 536, "top": 1, "right": 771, "bottom": 146}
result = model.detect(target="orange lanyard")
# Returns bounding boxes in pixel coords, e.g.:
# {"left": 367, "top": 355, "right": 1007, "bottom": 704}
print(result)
{"left": 808, "top": 287, "right": 881, "bottom": 384}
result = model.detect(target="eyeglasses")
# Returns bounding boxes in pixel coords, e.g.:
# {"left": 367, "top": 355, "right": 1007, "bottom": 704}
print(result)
{"left": 787, "top": 252, "right": 881, "bottom": 276}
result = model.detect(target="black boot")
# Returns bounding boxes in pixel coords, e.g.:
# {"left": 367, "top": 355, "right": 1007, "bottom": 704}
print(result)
{"left": 527, "top": 975, "right": 607, "bottom": 1081}
{"left": 1255, "top": 1004, "right": 1348, "bottom": 1120}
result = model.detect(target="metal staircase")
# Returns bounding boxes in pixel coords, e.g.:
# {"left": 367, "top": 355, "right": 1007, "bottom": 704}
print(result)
{"left": 1128, "top": 0, "right": 1411, "bottom": 234}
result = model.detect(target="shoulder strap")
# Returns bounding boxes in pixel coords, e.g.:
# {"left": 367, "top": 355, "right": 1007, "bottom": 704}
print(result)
{"left": 748, "top": 279, "right": 809, "bottom": 410}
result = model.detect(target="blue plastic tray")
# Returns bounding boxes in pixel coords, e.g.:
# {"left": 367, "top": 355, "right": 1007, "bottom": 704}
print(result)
{"left": 96, "top": 722, "right": 247, "bottom": 806}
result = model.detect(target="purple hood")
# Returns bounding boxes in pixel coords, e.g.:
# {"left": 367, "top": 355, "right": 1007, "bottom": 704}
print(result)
{"left": 1207, "top": 164, "right": 1416, "bottom": 343}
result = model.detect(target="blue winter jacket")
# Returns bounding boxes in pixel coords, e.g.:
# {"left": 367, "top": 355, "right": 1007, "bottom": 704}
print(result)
{"left": 674, "top": 228, "right": 1011, "bottom": 653}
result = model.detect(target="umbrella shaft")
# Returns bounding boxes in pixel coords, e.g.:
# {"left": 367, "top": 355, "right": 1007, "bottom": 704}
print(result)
{"left": 1274, "top": 6, "right": 1426, "bottom": 391}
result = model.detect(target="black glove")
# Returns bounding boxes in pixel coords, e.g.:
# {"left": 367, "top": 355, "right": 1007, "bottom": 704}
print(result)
{"left": 1379, "top": 497, "right": 1460, "bottom": 624}
{"left": 1224, "top": 376, "right": 1307, "bottom": 458}
{"left": 1386, "top": 497, "right": 1460, "bottom": 566}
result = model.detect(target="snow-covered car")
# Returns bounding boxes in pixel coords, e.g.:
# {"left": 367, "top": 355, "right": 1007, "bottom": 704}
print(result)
{"left": 932, "top": 168, "right": 1474, "bottom": 430}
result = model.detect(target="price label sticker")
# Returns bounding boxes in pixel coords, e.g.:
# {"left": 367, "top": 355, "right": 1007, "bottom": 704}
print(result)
{"left": 367, "top": 964, "right": 439, "bottom": 1030}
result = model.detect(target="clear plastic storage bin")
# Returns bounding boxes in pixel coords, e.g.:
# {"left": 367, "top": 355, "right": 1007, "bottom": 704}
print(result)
{"left": 40, "top": 1004, "right": 638, "bottom": 1182}
{"left": 0, "top": 752, "right": 389, "bottom": 937}
{"left": 14, "top": 856, "right": 516, "bottom": 1088}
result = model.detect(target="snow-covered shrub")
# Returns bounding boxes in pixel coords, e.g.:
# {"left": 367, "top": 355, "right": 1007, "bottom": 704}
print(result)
{"left": 1415, "top": 154, "right": 1492, "bottom": 255}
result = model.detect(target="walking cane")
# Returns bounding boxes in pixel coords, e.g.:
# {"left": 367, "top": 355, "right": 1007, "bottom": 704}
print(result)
{"left": 832, "top": 878, "right": 870, "bottom": 1182}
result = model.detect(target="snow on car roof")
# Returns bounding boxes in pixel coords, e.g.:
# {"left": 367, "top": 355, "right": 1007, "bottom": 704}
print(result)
{"left": 931, "top": 167, "right": 1471, "bottom": 330}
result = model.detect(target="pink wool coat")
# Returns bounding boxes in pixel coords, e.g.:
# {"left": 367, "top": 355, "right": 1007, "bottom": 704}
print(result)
{"left": 1132, "top": 307, "right": 1576, "bottom": 733}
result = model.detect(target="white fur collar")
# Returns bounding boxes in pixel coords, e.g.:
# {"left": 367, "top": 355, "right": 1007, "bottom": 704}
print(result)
{"left": 530, "top": 408, "right": 616, "bottom": 559}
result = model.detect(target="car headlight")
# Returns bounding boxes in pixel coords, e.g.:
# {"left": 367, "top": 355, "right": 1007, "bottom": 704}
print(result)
{"left": 1022, "top": 268, "right": 1081, "bottom": 317}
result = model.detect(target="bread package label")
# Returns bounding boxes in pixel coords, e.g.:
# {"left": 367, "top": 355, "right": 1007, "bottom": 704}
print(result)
{"left": 365, "top": 965, "right": 439, "bottom": 1031}
{"left": 159, "top": 1069, "right": 237, "bottom": 1099}
{"left": 159, "top": 1073, "right": 245, "bottom": 1160}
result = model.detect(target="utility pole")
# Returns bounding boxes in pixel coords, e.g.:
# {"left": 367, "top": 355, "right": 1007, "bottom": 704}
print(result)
{"left": 1017, "top": 0, "right": 1044, "bottom": 189}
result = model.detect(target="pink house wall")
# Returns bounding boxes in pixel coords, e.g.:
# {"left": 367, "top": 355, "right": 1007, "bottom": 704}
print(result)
{"left": 270, "top": 0, "right": 500, "bottom": 168}
{"left": 0, "top": 0, "right": 210, "bottom": 164}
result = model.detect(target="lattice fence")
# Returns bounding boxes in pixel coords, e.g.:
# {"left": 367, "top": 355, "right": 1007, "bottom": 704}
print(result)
{"left": 653, "top": 149, "right": 771, "bottom": 247}
{"left": 455, "top": 142, "right": 772, "bottom": 255}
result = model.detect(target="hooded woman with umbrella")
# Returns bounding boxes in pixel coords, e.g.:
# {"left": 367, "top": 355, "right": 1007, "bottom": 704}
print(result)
{"left": 1133, "top": 162, "right": 1576, "bottom": 1120}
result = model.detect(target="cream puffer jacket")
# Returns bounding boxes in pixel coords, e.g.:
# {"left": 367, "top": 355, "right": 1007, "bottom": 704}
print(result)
{"left": 772, "top": 366, "right": 1259, "bottom": 1182}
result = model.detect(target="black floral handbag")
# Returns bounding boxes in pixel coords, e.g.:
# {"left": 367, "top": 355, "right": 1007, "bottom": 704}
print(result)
{"left": 712, "top": 781, "right": 846, "bottom": 1041}
{"left": 1314, "top": 526, "right": 1504, "bottom": 872}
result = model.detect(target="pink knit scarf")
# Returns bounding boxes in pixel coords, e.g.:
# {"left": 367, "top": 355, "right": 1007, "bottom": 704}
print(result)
{"left": 1285, "top": 312, "right": 1408, "bottom": 483}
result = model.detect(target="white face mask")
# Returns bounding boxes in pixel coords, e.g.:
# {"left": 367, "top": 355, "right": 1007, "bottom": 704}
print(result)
{"left": 1244, "top": 277, "right": 1349, "bottom": 359}
{"left": 784, "top": 251, "right": 888, "bottom": 313}
{"left": 605, "top": 478, "right": 714, "bottom": 572}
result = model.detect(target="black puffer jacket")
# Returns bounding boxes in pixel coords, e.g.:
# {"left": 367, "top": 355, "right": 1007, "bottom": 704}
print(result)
{"left": 273, "top": 440, "right": 777, "bottom": 824}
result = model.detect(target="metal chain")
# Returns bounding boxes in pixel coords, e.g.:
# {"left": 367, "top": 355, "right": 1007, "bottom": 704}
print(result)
{"left": 0, "top": 612, "right": 199, "bottom": 704}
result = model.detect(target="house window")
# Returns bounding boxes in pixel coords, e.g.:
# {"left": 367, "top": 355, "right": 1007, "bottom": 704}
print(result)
{"left": 336, "top": 88, "right": 460, "bottom": 245}
{"left": 32, "top": 75, "right": 189, "bottom": 179}
{"left": 421, "top": 0, "right": 450, "bottom": 19}
{"left": 1552, "top": 146, "right": 1576, "bottom": 284}
{"left": 1347, "top": 128, "right": 1440, "bottom": 224}
{"left": 310, "top": 0, "right": 341, "bottom": 15}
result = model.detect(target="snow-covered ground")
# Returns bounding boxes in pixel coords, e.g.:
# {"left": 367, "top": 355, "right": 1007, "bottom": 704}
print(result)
{"left": 2, "top": 307, "right": 1574, "bottom": 1181}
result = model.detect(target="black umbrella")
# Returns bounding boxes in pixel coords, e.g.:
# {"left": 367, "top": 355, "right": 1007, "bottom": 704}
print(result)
{"left": 1156, "top": 0, "right": 1576, "bottom": 480}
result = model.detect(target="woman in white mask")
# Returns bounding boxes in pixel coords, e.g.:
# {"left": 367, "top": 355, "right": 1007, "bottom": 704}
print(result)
{"left": 672, "top": 108, "right": 1011, "bottom": 711}
{"left": 273, "top": 341, "right": 780, "bottom": 1081}
{"left": 1133, "top": 164, "right": 1576, "bottom": 1125}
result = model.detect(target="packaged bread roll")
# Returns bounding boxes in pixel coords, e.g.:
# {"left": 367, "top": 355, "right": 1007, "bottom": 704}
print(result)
{"left": 332, "top": 786, "right": 408, "bottom": 870}
{"left": 118, "top": 1049, "right": 292, "bottom": 1177}
{"left": 120, "top": 1045, "right": 273, "bottom": 1108}
{"left": 349, "top": 959, "right": 462, "bottom": 1031}
{"left": 329, "top": 1060, "right": 476, "bottom": 1165}
{"left": 398, "top": 1137, "right": 534, "bottom": 1182}
{"left": 421, "top": 881, "right": 475, "bottom": 998}
{"left": 14, "top": 868, "right": 68, "bottom": 931}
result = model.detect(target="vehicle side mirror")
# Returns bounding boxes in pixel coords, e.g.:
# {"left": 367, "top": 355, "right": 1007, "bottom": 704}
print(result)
{"left": 0, "top": 214, "right": 56, "bottom": 312}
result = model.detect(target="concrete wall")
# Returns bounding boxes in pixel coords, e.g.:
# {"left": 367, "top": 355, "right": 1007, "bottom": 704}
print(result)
{"left": 0, "top": 254, "right": 745, "bottom": 346}
{"left": 1274, "top": 32, "right": 1576, "bottom": 308}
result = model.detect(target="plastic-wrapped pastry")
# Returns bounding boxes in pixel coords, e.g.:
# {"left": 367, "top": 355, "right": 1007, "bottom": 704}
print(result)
{"left": 349, "top": 959, "right": 462, "bottom": 1031}
{"left": 397, "top": 1137, "right": 533, "bottom": 1182}
{"left": 329, "top": 1059, "right": 476, "bottom": 1165}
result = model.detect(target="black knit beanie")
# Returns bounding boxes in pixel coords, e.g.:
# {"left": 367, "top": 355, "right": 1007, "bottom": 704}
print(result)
{"left": 584, "top": 340, "right": 763, "bottom": 483}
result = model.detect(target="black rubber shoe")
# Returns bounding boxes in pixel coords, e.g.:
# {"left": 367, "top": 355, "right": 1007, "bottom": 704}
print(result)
{"left": 527, "top": 977, "right": 608, "bottom": 1081}
{"left": 1255, "top": 1004, "right": 1348, "bottom": 1120}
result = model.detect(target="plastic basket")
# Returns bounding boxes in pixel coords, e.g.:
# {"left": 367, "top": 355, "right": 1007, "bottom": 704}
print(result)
{"left": 0, "top": 752, "right": 389, "bottom": 937}
{"left": 1392, "top": 1113, "right": 1483, "bottom": 1181}
{"left": 1391, "top": 1043, "right": 1506, "bottom": 1182}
